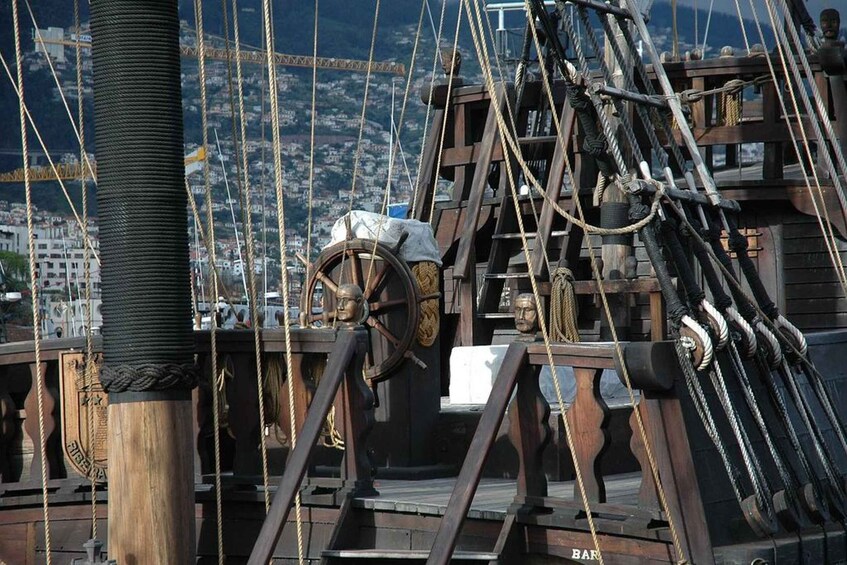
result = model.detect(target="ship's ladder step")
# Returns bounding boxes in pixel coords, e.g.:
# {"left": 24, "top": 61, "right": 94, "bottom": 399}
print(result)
{"left": 491, "top": 230, "right": 567, "bottom": 240}
{"left": 322, "top": 548, "right": 499, "bottom": 562}
{"left": 483, "top": 272, "right": 529, "bottom": 280}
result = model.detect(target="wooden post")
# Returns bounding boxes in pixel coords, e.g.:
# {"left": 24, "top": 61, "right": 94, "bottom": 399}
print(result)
{"left": 248, "top": 329, "right": 361, "bottom": 564}
{"left": 90, "top": 0, "right": 197, "bottom": 561}
{"left": 107, "top": 400, "right": 195, "bottom": 562}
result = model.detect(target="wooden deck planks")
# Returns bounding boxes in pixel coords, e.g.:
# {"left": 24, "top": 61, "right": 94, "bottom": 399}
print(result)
{"left": 357, "top": 472, "right": 643, "bottom": 517}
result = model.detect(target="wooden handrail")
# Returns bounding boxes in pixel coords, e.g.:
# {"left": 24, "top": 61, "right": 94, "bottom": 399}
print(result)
{"left": 247, "top": 328, "right": 364, "bottom": 565}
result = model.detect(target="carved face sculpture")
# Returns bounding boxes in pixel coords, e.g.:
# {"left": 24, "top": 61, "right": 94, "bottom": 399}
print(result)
{"left": 440, "top": 47, "right": 462, "bottom": 77}
{"left": 514, "top": 293, "right": 539, "bottom": 335}
{"left": 821, "top": 9, "right": 841, "bottom": 41}
{"left": 336, "top": 284, "right": 365, "bottom": 324}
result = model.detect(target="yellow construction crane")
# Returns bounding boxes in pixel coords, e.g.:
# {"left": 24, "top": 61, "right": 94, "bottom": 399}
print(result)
{"left": 0, "top": 147, "right": 207, "bottom": 183}
{"left": 36, "top": 37, "right": 405, "bottom": 76}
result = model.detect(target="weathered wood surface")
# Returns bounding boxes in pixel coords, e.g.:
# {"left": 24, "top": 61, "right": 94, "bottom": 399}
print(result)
{"left": 108, "top": 399, "right": 196, "bottom": 564}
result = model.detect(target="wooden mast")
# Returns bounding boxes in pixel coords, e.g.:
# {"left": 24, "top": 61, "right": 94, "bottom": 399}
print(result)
{"left": 90, "top": 0, "right": 196, "bottom": 561}
{"left": 601, "top": 16, "right": 634, "bottom": 340}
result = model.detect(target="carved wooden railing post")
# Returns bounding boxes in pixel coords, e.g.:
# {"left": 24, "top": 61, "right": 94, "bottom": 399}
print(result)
{"left": 24, "top": 362, "right": 58, "bottom": 481}
{"left": 565, "top": 367, "right": 610, "bottom": 502}
{"left": 509, "top": 364, "right": 551, "bottom": 499}
{"left": 0, "top": 382, "right": 14, "bottom": 482}
{"left": 337, "top": 327, "right": 376, "bottom": 496}
{"left": 247, "top": 329, "right": 361, "bottom": 564}
{"left": 629, "top": 400, "right": 660, "bottom": 509}
{"left": 226, "top": 353, "right": 261, "bottom": 476}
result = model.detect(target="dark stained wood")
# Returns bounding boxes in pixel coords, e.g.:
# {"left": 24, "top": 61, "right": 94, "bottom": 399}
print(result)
{"left": 454, "top": 83, "right": 509, "bottom": 280}
{"left": 247, "top": 329, "right": 360, "bottom": 565}
{"left": 509, "top": 363, "right": 550, "bottom": 499}
{"left": 413, "top": 109, "right": 446, "bottom": 222}
{"left": 532, "top": 104, "right": 577, "bottom": 280}
{"left": 23, "top": 362, "right": 57, "bottom": 481}
{"left": 640, "top": 392, "right": 714, "bottom": 564}
{"left": 336, "top": 329, "right": 376, "bottom": 495}
{"left": 565, "top": 368, "right": 610, "bottom": 502}
{"left": 426, "top": 343, "right": 528, "bottom": 565}
{"left": 629, "top": 401, "right": 659, "bottom": 509}
{"left": 762, "top": 81, "right": 784, "bottom": 180}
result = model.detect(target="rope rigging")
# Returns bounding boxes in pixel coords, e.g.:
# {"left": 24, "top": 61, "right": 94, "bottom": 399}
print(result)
{"left": 460, "top": 1, "right": 605, "bottom": 560}
{"left": 11, "top": 0, "right": 52, "bottom": 561}
{"left": 192, "top": 0, "right": 226, "bottom": 561}
{"left": 261, "top": 0, "right": 306, "bottom": 559}
{"left": 73, "top": 0, "right": 98, "bottom": 541}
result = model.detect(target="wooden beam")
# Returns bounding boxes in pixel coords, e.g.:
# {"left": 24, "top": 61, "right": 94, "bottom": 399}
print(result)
{"left": 247, "top": 329, "right": 360, "bottom": 565}
{"left": 532, "top": 104, "right": 577, "bottom": 280}
{"left": 453, "top": 83, "right": 510, "bottom": 280}
{"left": 426, "top": 343, "right": 529, "bottom": 565}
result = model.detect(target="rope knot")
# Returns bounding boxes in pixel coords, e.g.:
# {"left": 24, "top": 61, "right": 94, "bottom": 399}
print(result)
{"left": 679, "top": 89, "right": 702, "bottom": 105}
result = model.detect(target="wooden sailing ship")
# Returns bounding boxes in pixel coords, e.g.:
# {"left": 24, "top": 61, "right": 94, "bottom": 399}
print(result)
{"left": 1, "top": 0, "right": 847, "bottom": 563}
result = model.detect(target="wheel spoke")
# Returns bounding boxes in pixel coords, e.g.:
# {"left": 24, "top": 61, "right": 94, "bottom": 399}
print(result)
{"left": 365, "top": 261, "right": 391, "bottom": 299}
{"left": 315, "top": 270, "right": 339, "bottom": 295}
{"left": 369, "top": 298, "right": 407, "bottom": 314}
{"left": 366, "top": 317, "right": 401, "bottom": 347}
{"left": 348, "top": 250, "right": 363, "bottom": 289}
{"left": 309, "top": 311, "right": 336, "bottom": 323}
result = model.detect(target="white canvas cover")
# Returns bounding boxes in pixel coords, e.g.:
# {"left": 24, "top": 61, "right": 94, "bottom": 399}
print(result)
{"left": 327, "top": 210, "right": 442, "bottom": 266}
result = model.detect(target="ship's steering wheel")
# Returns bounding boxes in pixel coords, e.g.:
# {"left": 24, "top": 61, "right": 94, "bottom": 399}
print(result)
{"left": 301, "top": 239, "right": 426, "bottom": 383}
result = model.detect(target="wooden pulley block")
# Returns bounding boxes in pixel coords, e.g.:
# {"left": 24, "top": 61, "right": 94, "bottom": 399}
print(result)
{"left": 771, "top": 489, "right": 803, "bottom": 531}
{"left": 799, "top": 482, "right": 830, "bottom": 525}
{"left": 740, "top": 494, "right": 778, "bottom": 538}
{"left": 678, "top": 325, "right": 705, "bottom": 370}
{"left": 301, "top": 239, "right": 428, "bottom": 384}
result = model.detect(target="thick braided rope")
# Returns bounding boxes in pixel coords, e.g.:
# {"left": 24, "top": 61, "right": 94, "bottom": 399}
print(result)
{"left": 228, "top": 0, "right": 272, "bottom": 515}
{"left": 521, "top": 2, "right": 687, "bottom": 559}
{"left": 192, "top": 0, "right": 225, "bottom": 560}
{"left": 463, "top": 0, "right": 606, "bottom": 560}
{"left": 12, "top": 0, "right": 52, "bottom": 561}
{"left": 412, "top": 262, "right": 439, "bottom": 346}
{"left": 411, "top": 0, "right": 449, "bottom": 217}
{"left": 73, "top": 0, "right": 98, "bottom": 539}
{"left": 100, "top": 364, "right": 199, "bottom": 392}
{"left": 261, "top": 0, "right": 305, "bottom": 560}
{"left": 550, "top": 268, "right": 580, "bottom": 343}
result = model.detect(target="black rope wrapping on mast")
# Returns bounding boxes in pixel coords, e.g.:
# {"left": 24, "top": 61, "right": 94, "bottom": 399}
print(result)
{"left": 703, "top": 212, "right": 759, "bottom": 322}
{"left": 91, "top": 0, "right": 196, "bottom": 397}
{"left": 688, "top": 216, "right": 734, "bottom": 311}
